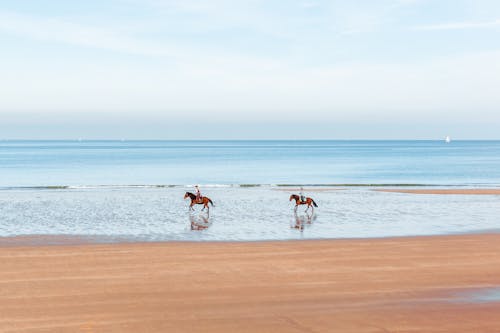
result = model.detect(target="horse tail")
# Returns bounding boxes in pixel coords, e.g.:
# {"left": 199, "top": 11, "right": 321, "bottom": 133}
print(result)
{"left": 208, "top": 198, "right": 214, "bottom": 207}
{"left": 311, "top": 199, "right": 318, "bottom": 207}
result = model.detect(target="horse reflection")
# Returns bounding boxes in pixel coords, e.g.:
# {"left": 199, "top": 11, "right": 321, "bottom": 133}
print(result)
{"left": 291, "top": 211, "right": 316, "bottom": 231}
{"left": 189, "top": 213, "right": 211, "bottom": 231}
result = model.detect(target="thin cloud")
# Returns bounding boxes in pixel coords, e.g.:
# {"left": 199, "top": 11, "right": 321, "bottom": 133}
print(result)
{"left": 413, "top": 19, "right": 500, "bottom": 31}
{"left": 301, "top": 1, "right": 320, "bottom": 8}
{"left": 0, "top": 11, "right": 182, "bottom": 57}
{"left": 0, "top": 10, "right": 282, "bottom": 67}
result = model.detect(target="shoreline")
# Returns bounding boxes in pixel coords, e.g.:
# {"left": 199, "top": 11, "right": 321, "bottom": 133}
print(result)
{"left": 2, "top": 184, "right": 500, "bottom": 190}
{"left": 2, "top": 233, "right": 500, "bottom": 332}
{"left": 3, "top": 230, "right": 500, "bottom": 248}
{"left": 375, "top": 188, "right": 500, "bottom": 195}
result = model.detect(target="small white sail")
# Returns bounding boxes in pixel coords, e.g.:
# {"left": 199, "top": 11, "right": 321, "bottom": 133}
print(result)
{"left": 445, "top": 135, "right": 451, "bottom": 143}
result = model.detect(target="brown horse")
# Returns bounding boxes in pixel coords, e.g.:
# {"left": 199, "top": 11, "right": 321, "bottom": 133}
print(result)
{"left": 184, "top": 192, "right": 214, "bottom": 212}
{"left": 289, "top": 194, "right": 318, "bottom": 212}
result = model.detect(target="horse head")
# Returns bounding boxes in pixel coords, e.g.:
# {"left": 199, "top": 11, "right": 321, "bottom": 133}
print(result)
{"left": 289, "top": 194, "right": 298, "bottom": 201}
{"left": 184, "top": 192, "right": 193, "bottom": 199}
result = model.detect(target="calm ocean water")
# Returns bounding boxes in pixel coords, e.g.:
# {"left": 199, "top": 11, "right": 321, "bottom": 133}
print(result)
{"left": 1, "top": 140, "right": 499, "bottom": 241}
{"left": 1, "top": 140, "right": 500, "bottom": 187}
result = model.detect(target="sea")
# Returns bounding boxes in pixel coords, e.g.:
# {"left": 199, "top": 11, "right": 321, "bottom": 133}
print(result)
{"left": 1, "top": 140, "right": 500, "bottom": 242}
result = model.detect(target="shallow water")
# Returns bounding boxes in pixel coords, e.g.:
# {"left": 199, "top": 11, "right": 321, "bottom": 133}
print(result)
{"left": 454, "top": 287, "right": 500, "bottom": 303}
{"left": 1, "top": 187, "right": 499, "bottom": 242}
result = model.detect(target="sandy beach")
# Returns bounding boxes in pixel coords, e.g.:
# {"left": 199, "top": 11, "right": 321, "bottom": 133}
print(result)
{"left": 2, "top": 234, "right": 500, "bottom": 332}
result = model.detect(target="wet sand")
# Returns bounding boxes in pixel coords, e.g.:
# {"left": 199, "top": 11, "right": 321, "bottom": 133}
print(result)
{"left": 375, "top": 188, "right": 500, "bottom": 195}
{"left": 2, "top": 234, "right": 500, "bottom": 332}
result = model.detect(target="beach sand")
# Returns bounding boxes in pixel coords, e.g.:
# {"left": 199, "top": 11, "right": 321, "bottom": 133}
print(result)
{"left": 375, "top": 188, "right": 500, "bottom": 195}
{"left": 2, "top": 234, "right": 500, "bottom": 332}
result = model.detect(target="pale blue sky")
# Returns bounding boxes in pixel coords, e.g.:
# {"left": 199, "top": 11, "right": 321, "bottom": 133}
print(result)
{"left": 1, "top": 0, "right": 499, "bottom": 139}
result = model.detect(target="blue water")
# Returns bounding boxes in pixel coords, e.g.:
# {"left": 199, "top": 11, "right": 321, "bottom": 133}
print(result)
{"left": 1, "top": 140, "right": 500, "bottom": 241}
{"left": 454, "top": 287, "right": 500, "bottom": 303}
{"left": 1, "top": 140, "right": 500, "bottom": 187}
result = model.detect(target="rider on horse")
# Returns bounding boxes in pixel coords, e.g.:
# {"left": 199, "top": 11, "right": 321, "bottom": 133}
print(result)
{"left": 299, "top": 187, "right": 306, "bottom": 203}
{"left": 195, "top": 185, "right": 202, "bottom": 203}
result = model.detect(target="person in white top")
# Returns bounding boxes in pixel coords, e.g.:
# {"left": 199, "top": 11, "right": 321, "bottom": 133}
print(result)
{"left": 299, "top": 187, "right": 305, "bottom": 203}
{"left": 194, "top": 185, "right": 202, "bottom": 202}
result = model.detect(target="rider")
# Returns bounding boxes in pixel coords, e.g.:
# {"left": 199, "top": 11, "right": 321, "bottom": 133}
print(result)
{"left": 299, "top": 187, "right": 305, "bottom": 203}
{"left": 194, "top": 185, "right": 202, "bottom": 202}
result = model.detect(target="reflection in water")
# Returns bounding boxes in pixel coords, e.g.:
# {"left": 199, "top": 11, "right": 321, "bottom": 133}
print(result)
{"left": 189, "top": 213, "right": 211, "bottom": 231}
{"left": 291, "top": 211, "right": 317, "bottom": 231}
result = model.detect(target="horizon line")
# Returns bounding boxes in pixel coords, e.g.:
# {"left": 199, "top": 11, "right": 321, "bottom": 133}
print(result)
{"left": 1, "top": 138, "right": 499, "bottom": 141}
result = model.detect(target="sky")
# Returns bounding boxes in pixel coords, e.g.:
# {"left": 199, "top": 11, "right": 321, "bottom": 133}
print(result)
{"left": 0, "top": 0, "right": 499, "bottom": 139}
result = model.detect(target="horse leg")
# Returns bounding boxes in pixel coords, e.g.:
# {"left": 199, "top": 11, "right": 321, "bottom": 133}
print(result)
{"left": 190, "top": 202, "right": 195, "bottom": 211}
{"left": 294, "top": 204, "right": 298, "bottom": 212}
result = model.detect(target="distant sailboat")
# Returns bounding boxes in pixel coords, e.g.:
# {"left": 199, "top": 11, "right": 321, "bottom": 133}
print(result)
{"left": 445, "top": 135, "right": 451, "bottom": 143}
